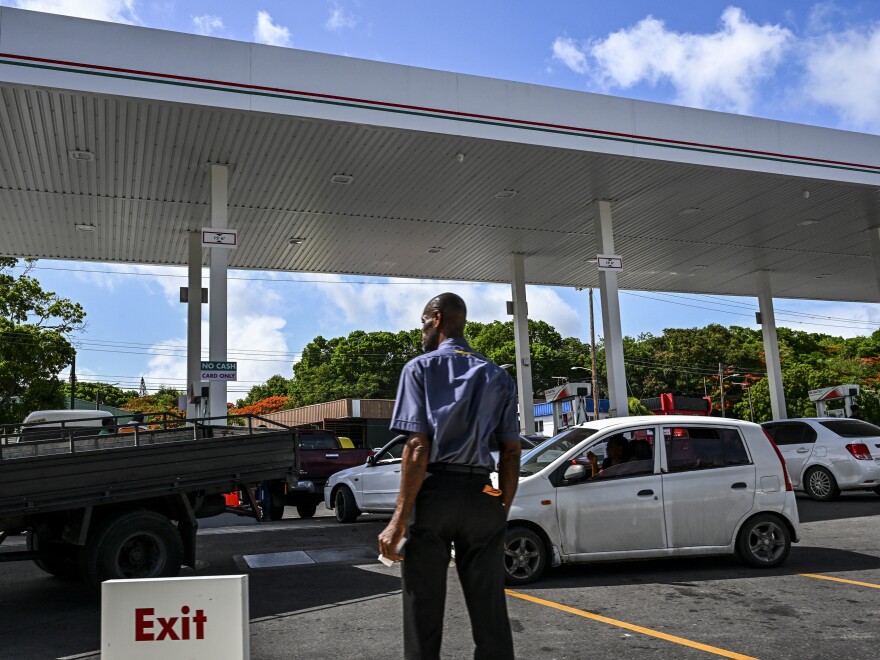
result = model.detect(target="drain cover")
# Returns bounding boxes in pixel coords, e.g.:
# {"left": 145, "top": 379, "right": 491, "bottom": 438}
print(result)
{"left": 307, "top": 547, "right": 376, "bottom": 563}
{"left": 243, "top": 550, "right": 315, "bottom": 568}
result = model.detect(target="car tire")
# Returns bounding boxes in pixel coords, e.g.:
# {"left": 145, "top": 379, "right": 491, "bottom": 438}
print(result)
{"left": 803, "top": 466, "right": 840, "bottom": 501}
{"left": 334, "top": 486, "right": 360, "bottom": 523}
{"left": 503, "top": 527, "right": 547, "bottom": 586}
{"left": 296, "top": 502, "right": 317, "bottom": 519}
{"left": 735, "top": 513, "right": 791, "bottom": 568}
{"left": 81, "top": 510, "right": 183, "bottom": 590}
{"left": 267, "top": 501, "right": 286, "bottom": 521}
{"left": 26, "top": 530, "right": 80, "bottom": 579}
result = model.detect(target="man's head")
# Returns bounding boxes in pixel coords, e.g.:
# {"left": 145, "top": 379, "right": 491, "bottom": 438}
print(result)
{"left": 421, "top": 292, "right": 467, "bottom": 352}
{"left": 851, "top": 404, "right": 860, "bottom": 415}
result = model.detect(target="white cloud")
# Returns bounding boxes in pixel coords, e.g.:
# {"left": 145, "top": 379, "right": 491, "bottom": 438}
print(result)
{"left": 12, "top": 0, "right": 137, "bottom": 23}
{"left": 770, "top": 302, "right": 880, "bottom": 339}
{"left": 254, "top": 10, "right": 291, "bottom": 47}
{"left": 557, "top": 7, "right": 791, "bottom": 113}
{"left": 551, "top": 37, "right": 589, "bottom": 74}
{"left": 325, "top": 5, "right": 355, "bottom": 32}
{"left": 192, "top": 14, "right": 223, "bottom": 36}
{"left": 803, "top": 23, "right": 880, "bottom": 132}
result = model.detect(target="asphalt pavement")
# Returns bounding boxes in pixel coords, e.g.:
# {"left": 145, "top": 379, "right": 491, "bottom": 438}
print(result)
{"left": 2, "top": 495, "right": 880, "bottom": 659}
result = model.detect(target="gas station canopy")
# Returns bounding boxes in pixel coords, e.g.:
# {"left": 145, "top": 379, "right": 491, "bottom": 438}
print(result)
{"left": 1, "top": 6, "right": 879, "bottom": 301}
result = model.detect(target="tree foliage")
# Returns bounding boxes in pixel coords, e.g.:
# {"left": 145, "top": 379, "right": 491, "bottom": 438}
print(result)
{"left": 60, "top": 381, "right": 139, "bottom": 408}
{"left": 124, "top": 387, "right": 184, "bottom": 418}
{"left": 0, "top": 258, "right": 86, "bottom": 424}
{"left": 230, "top": 395, "right": 290, "bottom": 417}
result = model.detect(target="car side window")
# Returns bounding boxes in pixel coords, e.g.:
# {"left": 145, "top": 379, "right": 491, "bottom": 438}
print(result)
{"left": 664, "top": 426, "right": 752, "bottom": 472}
{"left": 377, "top": 438, "right": 406, "bottom": 463}
{"left": 768, "top": 424, "right": 811, "bottom": 446}
{"left": 567, "top": 427, "right": 656, "bottom": 481}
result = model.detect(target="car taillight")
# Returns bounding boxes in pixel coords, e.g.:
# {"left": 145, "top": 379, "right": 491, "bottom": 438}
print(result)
{"left": 845, "top": 443, "right": 872, "bottom": 460}
{"left": 763, "top": 429, "right": 793, "bottom": 492}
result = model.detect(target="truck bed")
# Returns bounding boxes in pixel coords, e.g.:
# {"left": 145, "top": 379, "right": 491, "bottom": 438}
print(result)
{"left": 0, "top": 425, "right": 297, "bottom": 519}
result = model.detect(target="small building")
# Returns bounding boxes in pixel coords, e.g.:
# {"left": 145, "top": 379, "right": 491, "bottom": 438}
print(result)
{"left": 262, "top": 399, "right": 397, "bottom": 449}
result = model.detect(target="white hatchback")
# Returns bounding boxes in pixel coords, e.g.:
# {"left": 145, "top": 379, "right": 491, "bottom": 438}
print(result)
{"left": 504, "top": 416, "right": 799, "bottom": 585}
{"left": 762, "top": 418, "right": 880, "bottom": 501}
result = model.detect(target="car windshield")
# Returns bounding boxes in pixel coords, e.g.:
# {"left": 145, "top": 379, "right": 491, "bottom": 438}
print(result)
{"left": 519, "top": 427, "right": 597, "bottom": 476}
{"left": 818, "top": 419, "right": 880, "bottom": 438}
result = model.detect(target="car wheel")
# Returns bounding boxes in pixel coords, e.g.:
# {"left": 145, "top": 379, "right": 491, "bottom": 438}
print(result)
{"left": 27, "top": 530, "right": 80, "bottom": 579}
{"left": 503, "top": 527, "right": 546, "bottom": 586}
{"left": 334, "top": 487, "right": 360, "bottom": 523}
{"left": 735, "top": 514, "right": 791, "bottom": 568}
{"left": 81, "top": 510, "right": 183, "bottom": 590}
{"left": 296, "top": 502, "right": 317, "bottom": 519}
{"left": 803, "top": 466, "right": 840, "bottom": 501}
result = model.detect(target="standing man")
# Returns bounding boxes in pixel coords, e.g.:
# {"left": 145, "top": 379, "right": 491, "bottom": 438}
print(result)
{"left": 379, "top": 292, "right": 522, "bottom": 660}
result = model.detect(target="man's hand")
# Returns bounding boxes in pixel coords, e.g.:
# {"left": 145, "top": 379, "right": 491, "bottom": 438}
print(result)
{"left": 497, "top": 440, "right": 522, "bottom": 514}
{"left": 378, "top": 433, "right": 431, "bottom": 561}
{"left": 378, "top": 520, "right": 407, "bottom": 561}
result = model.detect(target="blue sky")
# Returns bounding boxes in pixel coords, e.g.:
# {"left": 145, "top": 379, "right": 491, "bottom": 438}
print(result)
{"left": 4, "top": 0, "right": 880, "bottom": 401}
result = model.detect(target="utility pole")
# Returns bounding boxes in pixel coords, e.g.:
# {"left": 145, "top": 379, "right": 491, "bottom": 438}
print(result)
{"left": 589, "top": 288, "right": 600, "bottom": 421}
{"left": 719, "top": 362, "right": 724, "bottom": 418}
{"left": 69, "top": 352, "right": 76, "bottom": 410}
{"left": 139, "top": 377, "right": 148, "bottom": 397}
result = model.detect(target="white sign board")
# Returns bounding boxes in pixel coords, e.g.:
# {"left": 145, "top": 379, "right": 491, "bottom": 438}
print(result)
{"left": 202, "top": 227, "right": 238, "bottom": 249}
{"left": 201, "top": 361, "right": 237, "bottom": 381}
{"left": 597, "top": 254, "right": 623, "bottom": 271}
{"left": 102, "top": 575, "right": 249, "bottom": 660}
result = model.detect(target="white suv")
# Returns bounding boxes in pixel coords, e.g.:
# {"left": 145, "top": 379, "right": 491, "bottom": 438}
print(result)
{"left": 503, "top": 416, "right": 799, "bottom": 585}
{"left": 762, "top": 418, "right": 880, "bottom": 501}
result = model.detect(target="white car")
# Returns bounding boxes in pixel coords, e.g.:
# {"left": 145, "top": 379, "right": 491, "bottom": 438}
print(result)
{"left": 762, "top": 418, "right": 880, "bottom": 501}
{"left": 502, "top": 416, "right": 799, "bottom": 584}
{"left": 324, "top": 434, "right": 538, "bottom": 523}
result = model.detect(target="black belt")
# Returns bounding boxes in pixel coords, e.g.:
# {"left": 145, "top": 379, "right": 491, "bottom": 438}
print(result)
{"left": 427, "top": 463, "right": 491, "bottom": 476}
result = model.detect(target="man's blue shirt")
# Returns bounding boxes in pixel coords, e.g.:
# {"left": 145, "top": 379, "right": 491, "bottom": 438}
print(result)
{"left": 390, "top": 337, "right": 520, "bottom": 471}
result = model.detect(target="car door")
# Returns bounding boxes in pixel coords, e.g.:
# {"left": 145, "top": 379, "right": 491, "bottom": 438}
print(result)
{"left": 764, "top": 423, "right": 816, "bottom": 487}
{"left": 554, "top": 425, "right": 666, "bottom": 555}
{"left": 360, "top": 437, "right": 406, "bottom": 509}
{"left": 661, "top": 424, "right": 756, "bottom": 548}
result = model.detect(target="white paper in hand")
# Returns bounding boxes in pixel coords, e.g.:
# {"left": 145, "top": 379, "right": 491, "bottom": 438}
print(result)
{"left": 378, "top": 537, "right": 407, "bottom": 566}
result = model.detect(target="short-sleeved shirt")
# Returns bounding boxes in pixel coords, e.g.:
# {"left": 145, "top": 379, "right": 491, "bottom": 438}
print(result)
{"left": 390, "top": 337, "right": 520, "bottom": 471}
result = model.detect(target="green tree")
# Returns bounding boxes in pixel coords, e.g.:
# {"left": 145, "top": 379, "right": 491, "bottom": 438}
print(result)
{"left": 124, "top": 387, "right": 184, "bottom": 417}
{"left": 234, "top": 374, "right": 292, "bottom": 408}
{"left": 60, "top": 381, "right": 139, "bottom": 408}
{"left": 0, "top": 258, "right": 85, "bottom": 424}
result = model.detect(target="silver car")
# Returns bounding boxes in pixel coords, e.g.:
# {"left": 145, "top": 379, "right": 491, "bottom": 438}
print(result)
{"left": 762, "top": 418, "right": 880, "bottom": 501}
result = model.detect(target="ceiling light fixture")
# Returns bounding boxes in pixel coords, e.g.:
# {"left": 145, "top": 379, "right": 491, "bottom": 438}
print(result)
{"left": 495, "top": 190, "right": 517, "bottom": 199}
{"left": 75, "top": 223, "right": 96, "bottom": 232}
{"left": 690, "top": 264, "right": 708, "bottom": 270}
{"left": 426, "top": 247, "right": 445, "bottom": 254}
{"left": 814, "top": 273, "right": 830, "bottom": 279}
{"left": 330, "top": 174, "right": 354, "bottom": 185}
{"left": 679, "top": 207, "right": 701, "bottom": 215}
{"left": 69, "top": 150, "right": 94, "bottom": 161}
{"left": 288, "top": 237, "right": 305, "bottom": 246}
{"left": 798, "top": 219, "right": 819, "bottom": 226}
{"left": 802, "top": 190, "right": 811, "bottom": 199}
{"left": 455, "top": 153, "right": 465, "bottom": 163}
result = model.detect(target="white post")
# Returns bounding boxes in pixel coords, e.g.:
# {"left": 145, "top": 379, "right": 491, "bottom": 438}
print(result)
{"left": 756, "top": 271, "right": 787, "bottom": 421}
{"left": 870, "top": 227, "right": 880, "bottom": 299}
{"left": 510, "top": 253, "right": 535, "bottom": 434}
{"left": 593, "top": 200, "right": 628, "bottom": 417}
{"left": 186, "top": 232, "right": 202, "bottom": 421}
{"left": 209, "top": 164, "right": 229, "bottom": 424}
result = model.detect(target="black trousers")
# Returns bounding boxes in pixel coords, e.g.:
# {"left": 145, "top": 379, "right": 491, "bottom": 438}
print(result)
{"left": 402, "top": 472, "right": 514, "bottom": 660}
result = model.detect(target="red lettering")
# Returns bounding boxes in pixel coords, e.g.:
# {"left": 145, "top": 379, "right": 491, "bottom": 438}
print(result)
{"left": 180, "top": 606, "right": 190, "bottom": 640}
{"left": 135, "top": 608, "right": 154, "bottom": 641}
{"left": 194, "top": 609, "right": 207, "bottom": 640}
{"left": 157, "top": 617, "right": 180, "bottom": 641}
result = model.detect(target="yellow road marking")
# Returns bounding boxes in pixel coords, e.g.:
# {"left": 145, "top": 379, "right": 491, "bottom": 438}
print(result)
{"left": 505, "top": 590, "right": 759, "bottom": 660}
{"left": 800, "top": 573, "right": 880, "bottom": 589}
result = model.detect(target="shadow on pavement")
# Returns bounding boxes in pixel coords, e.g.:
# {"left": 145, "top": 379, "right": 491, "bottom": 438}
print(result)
{"left": 526, "top": 544, "right": 880, "bottom": 590}
{"left": 797, "top": 492, "right": 880, "bottom": 523}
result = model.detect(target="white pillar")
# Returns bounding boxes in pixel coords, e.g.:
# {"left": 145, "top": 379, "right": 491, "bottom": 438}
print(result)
{"left": 593, "top": 199, "right": 628, "bottom": 417}
{"left": 510, "top": 253, "right": 535, "bottom": 434}
{"left": 186, "top": 232, "right": 202, "bottom": 420}
{"left": 756, "top": 271, "right": 787, "bottom": 421}
{"left": 209, "top": 164, "right": 229, "bottom": 423}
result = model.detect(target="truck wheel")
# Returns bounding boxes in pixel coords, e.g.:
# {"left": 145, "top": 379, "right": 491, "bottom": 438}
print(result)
{"left": 268, "top": 501, "right": 286, "bottom": 521}
{"left": 81, "top": 510, "right": 183, "bottom": 589}
{"left": 334, "top": 487, "right": 360, "bottom": 523}
{"left": 26, "top": 531, "right": 79, "bottom": 579}
{"left": 735, "top": 513, "right": 791, "bottom": 568}
{"left": 296, "top": 502, "right": 317, "bottom": 519}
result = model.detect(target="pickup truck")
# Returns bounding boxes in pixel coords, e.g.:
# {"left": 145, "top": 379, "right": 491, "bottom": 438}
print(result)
{"left": 0, "top": 413, "right": 298, "bottom": 589}
{"left": 266, "top": 429, "right": 372, "bottom": 519}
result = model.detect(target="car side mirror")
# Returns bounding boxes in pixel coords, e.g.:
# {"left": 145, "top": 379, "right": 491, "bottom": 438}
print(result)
{"left": 563, "top": 464, "right": 587, "bottom": 482}
{"left": 366, "top": 455, "right": 376, "bottom": 467}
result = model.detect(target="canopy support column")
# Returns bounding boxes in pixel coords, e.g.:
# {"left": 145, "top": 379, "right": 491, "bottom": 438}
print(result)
{"left": 510, "top": 253, "right": 535, "bottom": 434}
{"left": 186, "top": 232, "right": 202, "bottom": 421}
{"left": 756, "top": 271, "right": 787, "bottom": 421}
{"left": 208, "top": 164, "right": 228, "bottom": 424}
{"left": 870, "top": 227, "right": 880, "bottom": 299}
{"left": 593, "top": 200, "right": 628, "bottom": 417}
